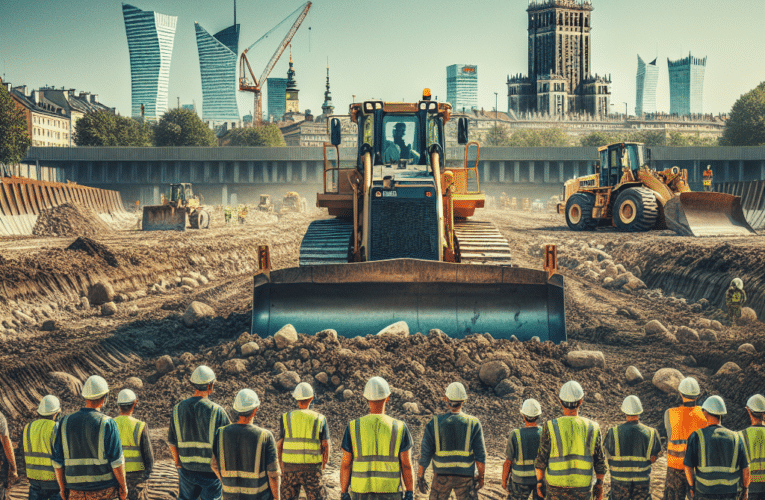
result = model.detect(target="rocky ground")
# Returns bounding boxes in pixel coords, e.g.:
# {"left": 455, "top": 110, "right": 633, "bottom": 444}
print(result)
{"left": 1, "top": 205, "right": 764, "bottom": 500}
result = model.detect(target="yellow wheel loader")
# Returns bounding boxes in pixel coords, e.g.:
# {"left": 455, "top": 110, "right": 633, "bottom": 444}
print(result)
{"left": 142, "top": 183, "right": 210, "bottom": 231}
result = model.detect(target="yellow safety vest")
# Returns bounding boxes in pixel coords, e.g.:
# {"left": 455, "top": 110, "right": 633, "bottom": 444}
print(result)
{"left": 741, "top": 426, "right": 765, "bottom": 485}
{"left": 694, "top": 427, "right": 741, "bottom": 495}
{"left": 545, "top": 416, "right": 599, "bottom": 489}
{"left": 114, "top": 416, "right": 145, "bottom": 473}
{"left": 23, "top": 419, "right": 57, "bottom": 482}
{"left": 282, "top": 410, "right": 324, "bottom": 464}
{"left": 350, "top": 414, "right": 405, "bottom": 494}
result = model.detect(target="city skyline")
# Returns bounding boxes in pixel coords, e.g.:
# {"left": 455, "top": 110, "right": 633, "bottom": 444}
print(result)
{"left": 1, "top": 0, "right": 763, "bottom": 119}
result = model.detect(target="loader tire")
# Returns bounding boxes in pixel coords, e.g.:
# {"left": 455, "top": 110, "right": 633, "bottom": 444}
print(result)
{"left": 614, "top": 187, "right": 658, "bottom": 232}
{"left": 198, "top": 210, "right": 210, "bottom": 229}
{"left": 565, "top": 193, "right": 598, "bottom": 231}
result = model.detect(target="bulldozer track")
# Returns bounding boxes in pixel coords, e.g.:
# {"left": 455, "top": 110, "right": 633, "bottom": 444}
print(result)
{"left": 455, "top": 220, "right": 513, "bottom": 265}
{"left": 299, "top": 219, "right": 352, "bottom": 266}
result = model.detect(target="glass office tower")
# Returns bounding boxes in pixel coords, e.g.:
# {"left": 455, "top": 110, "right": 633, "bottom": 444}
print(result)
{"left": 195, "top": 22, "right": 241, "bottom": 123}
{"left": 446, "top": 64, "right": 478, "bottom": 112}
{"left": 635, "top": 55, "right": 658, "bottom": 115}
{"left": 668, "top": 52, "right": 706, "bottom": 115}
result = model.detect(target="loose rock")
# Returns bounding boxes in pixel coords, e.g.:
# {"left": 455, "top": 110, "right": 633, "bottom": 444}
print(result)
{"left": 275, "top": 371, "right": 301, "bottom": 391}
{"left": 41, "top": 320, "right": 57, "bottom": 331}
{"left": 241, "top": 342, "right": 260, "bottom": 357}
{"left": 403, "top": 402, "right": 421, "bottom": 414}
{"left": 710, "top": 320, "right": 723, "bottom": 332}
{"left": 676, "top": 326, "right": 700, "bottom": 343}
{"left": 275, "top": 324, "right": 299, "bottom": 348}
{"left": 698, "top": 329, "right": 718, "bottom": 342}
{"left": 625, "top": 366, "right": 643, "bottom": 385}
{"left": 48, "top": 372, "right": 83, "bottom": 397}
{"left": 124, "top": 377, "right": 144, "bottom": 390}
{"left": 566, "top": 350, "right": 606, "bottom": 369}
{"left": 644, "top": 320, "right": 669, "bottom": 335}
{"left": 223, "top": 359, "right": 247, "bottom": 375}
{"left": 495, "top": 378, "right": 521, "bottom": 397}
{"left": 181, "top": 278, "right": 200, "bottom": 288}
{"left": 739, "top": 308, "right": 757, "bottom": 325}
{"left": 652, "top": 368, "right": 684, "bottom": 394}
{"left": 101, "top": 302, "right": 117, "bottom": 316}
{"left": 87, "top": 281, "right": 115, "bottom": 306}
{"left": 738, "top": 343, "right": 757, "bottom": 355}
{"left": 315, "top": 372, "right": 329, "bottom": 384}
{"left": 715, "top": 362, "right": 741, "bottom": 377}
{"left": 376, "top": 321, "right": 410, "bottom": 337}
{"left": 478, "top": 361, "right": 511, "bottom": 387}
{"left": 156, "top": 355, "right": 174, "bottom": 374}
{"left": 342, "top": 389, "right": 354, "bottom": 401}
{"left": 183, "top": 301, "right": 215, "bottom": 327}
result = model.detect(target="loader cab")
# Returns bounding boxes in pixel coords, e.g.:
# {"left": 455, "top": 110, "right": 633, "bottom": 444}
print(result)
{"left": 599, "top": 143, "right": 644, "bottom": 187}
{"left": 170, "top": 183, "right": 193, "bottom": 205}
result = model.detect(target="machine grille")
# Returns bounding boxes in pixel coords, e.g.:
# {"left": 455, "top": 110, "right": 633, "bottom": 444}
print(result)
{"left": 370, "top": 196, "right": 439, "bottom": 261}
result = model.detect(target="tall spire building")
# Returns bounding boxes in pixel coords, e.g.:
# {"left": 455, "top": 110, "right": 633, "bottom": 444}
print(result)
{"left": 321, "top": 64, "right": 334, "bottom": 117}
{"left": 285, "top": 49, "right": 300, "bottom": 115}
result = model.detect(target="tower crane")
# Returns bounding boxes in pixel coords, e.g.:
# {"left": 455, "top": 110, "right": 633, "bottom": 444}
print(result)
{"left": 239, "top": 2, "right": 311, "bottom": 126}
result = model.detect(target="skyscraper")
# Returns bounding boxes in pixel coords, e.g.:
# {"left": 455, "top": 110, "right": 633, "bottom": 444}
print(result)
{"left": 446, "top": 64, "right": 478, "bottom": 112}
{"left": 267, "top": 78, "right": 287, "bottom": 121}
{"left": 122, "top": 3, "right": 177, "bottom": 121}
{"left": 668, "top": 52, "right": 706, "bottom": 115}
{"left": 195, "top": 22, "right": 240, "bottom": 124}
{"left": 635, "top": 55, "right": 658, "bottom": 115}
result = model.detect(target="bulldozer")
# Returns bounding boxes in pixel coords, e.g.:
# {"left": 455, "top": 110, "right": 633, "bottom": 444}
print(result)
{"left": 558, "top": 142, "right": 756, "bottom": 237}
{"left": 252, "top": 90, "right": 565, "bottom": 342}
{"left": 279, "top": 192, "right": 304, "bottom": 213}
{"left": 142, "top": 183, "right": 210, "bottom": 231}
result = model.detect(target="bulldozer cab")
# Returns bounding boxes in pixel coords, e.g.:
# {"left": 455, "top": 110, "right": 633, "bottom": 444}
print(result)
{"left": 599, "top": 143, "right": 645, "bottom": 187}
{"left": 170, "top": 183, "right": 193, "bottom": 205}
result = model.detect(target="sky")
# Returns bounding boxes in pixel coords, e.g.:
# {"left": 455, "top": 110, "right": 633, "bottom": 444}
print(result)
{"left": 1, "top": 0, "right": 764, "bottom": 119}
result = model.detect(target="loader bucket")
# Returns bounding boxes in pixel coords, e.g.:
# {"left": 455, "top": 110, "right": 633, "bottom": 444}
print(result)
{"left": 664, "top": 192, "right": 757, "bottom": 237}
{"left": 142, "top": 205, "right": 187, "bottom": 231}
{"left": 252, "top": 259, "right": 566, "bottom": 343}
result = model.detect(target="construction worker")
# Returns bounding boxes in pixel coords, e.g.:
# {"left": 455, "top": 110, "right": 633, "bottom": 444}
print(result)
{"left": 24, "top": 395, "right": 62, "bottom": 500}
{"left": 740, "top": 395, "right": 765, "bottom": 500}
{"left": 662, "top": 377, "right": 708, "bottom": 500}
{"left": 224, "top": 206, "right": 232, "bottom": 224}
{"left": 684, "top": 396, "right": 749, "bottom": 500}
{"left": 0, "top": 404, "right": 18, "bottom": 499}
{"left": 339, "top": 376, "right": 414, "bottom": 500}
{"left": 52, "top": 375, "right": 128, "bottom": 500}
{"left": 277, "top": 382, "right": 330, "bottom": 500}
{"left": 114, "top": 389, "right": 153, "bottom": 500}
{"left": 168, "top": 365, "right": 231, "bottom": 500}
{"left": 502, "top": 399, "right": 543, "bottom": 500}
{"left": 702, "top": 165, "right": 713, "bottom": 191}
{"left": 534, "top": 381, "right": 606, "bottom": 500}
{"left": 604, "top": 396, "right": 662, "bottom": 500}
{"left": 726, "top": 278, "right": 747, "bottom": 327}
{"left": 211, "top": 389, "right": 280, "bottom": 500}
{"left": 418, "top": 382, "right": 486, "bottom": 500}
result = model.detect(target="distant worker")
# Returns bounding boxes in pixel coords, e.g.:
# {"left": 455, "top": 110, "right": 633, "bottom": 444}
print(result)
{"left": 662, "top": 377, "right": 708, "bottom": 500}
{"left": 604, "top": 396, "right": 662, "bottom": 500}
{"left": 169, "top": 366, "right": 231, "bottom": 500}
{"left": 702, "top": 165, "right": 713, "bottom": 192}
{"left": 24, "top": 395, "right": 61, "bottom": 500}
{"left": 211, "top": 389, "right": 280, "bottom": 500}
{"left": 418, "top": 382, "right": 486, "bottom": 500}
{"left": 534, "top": 381, "right": 606, "bottom": 500}
{"left": 684, "top": 396, "right": 749, "bottom": 500}
{"left": 502, "top": 399, "right": 543, "bottom": 500}
{"left": 277, "top": 382, "right": 330, "bottom": 500}
{"left": 224, "top": 206, "right": 232, "bottom": 225}
{"left": 52, "top": 375, "right": 127, "bottom": 500}
{"left": 726, "top": 278, "right": 747, "bottom": 327}
{"left": 340, "top": 377, "right": 414, "bottom": 500}
{"left": 115, "top": 389, "right": 154, "bottom": 500}
{"left": 741, "top": 395, "right": 765, "bottom": 500}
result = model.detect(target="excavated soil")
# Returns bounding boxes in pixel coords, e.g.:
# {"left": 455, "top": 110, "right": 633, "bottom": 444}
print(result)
{"left": 32, "top": 203, "right": 114, "bottom": 238}
{"left": 1, "top": 205, "right": 764, "bottom": 500}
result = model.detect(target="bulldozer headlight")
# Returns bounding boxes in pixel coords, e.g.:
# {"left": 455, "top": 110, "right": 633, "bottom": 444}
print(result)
{"left": 425, "top": 190, "right": 432, "bottom": 197}
{"left": 375, "top": 191, "right": 382, "bottom": 197}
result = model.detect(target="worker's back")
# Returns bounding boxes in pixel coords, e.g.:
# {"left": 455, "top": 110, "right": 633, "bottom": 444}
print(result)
{"left": 664, "top": 405, "right": 707, "bottom": 469}
{"left": 217, "top": 423, "right": 275, "bottom": 500}
{"left": 431, "top": 413, "right": 481, "bottom": 476}
{"left": 349, "top": 414, "right": 404, "bottom": 494}
{"left": 173, "top": 397, "right": 229, "bottom": 472}
{"left": 545, "top": 415, "right": 600, "bottom": 488}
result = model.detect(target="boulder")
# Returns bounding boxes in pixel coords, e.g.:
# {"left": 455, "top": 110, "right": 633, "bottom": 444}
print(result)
{"left": 198, "top": 275, "right": 210, "bottom": 285}
{"left": 376, "top": 321, "right": 410, "bottom": 337}
{"left": 331, "top": 375, "right": 341, "bottom": 386}
{"left": 625, "top": 366, "right": 643, "bottom": 385}
{"left": 403, "top": 402, "right": 421, "bottom": 414}
{"left": 530, "top": 336, "right": 541, "bottom": 343}
{"left": 235, "top": 332, "right": 253, "bottom": 346}
{"left": 738, "top": 343, "right": 757, "bottom": 355}
{"left": 495, "top": 378, "right": 522, "bottom": 397}
{"left": 315, "top": 372, "right": 329, "bottom": 384}
{"left": 411, "top": 361, "right": 426, "bottom": 375}
{"left": 698, "top": 329, "right": 718, "bottom": 342}
{"left": 156, "top": 355, "right": 174, "bottom": 374}
{"left": 652, "top": 368, "right": 684, "bottom": 394}
{"left": 676, "top": 326, "right": 700, "bottom": 343}
{"left": 48, "top": 371, "right": 82, "bottom": 397}
{"left": 682, "top": 356, "right": 697, "bottom": 367}
{"left": 223, "top": 359, "right": 247, "bottom": 375}
{"left": 183, "top": 301, "right": 215, "bottom": 327}
{"left": 316, "top": 329, "right": 339, "bottom": 343}
{"left": 241, "top": 342, "right": 260, "bottom": 357}
{"left": 602, "top": 277, "right": 614, "bottom": 287}
{"left": 41, "top": 320, "right": 57, "bottom": 331}
{"left": 603, "top": 265, "right": 619, "bottom": 280}
{"left": 697, "top": 318, "right": 712, "bottom": 329}
{"left": 79, "top": 297, "right": 91, "bottom": 309}
{"left": 624, "top": 278, "right": 647, "bottom": 291}
{"left": 710, "top": 320, "right": 724, "bottom": 332}
{"left": 181, "top": 278, "right": 200, "bottom": 288}
{"left": 478, "top": 361, "right": 511, "bottom": 387}
{"left": 739, "top": 307, "right": 758, "bottom": 325}
{"left": 698, "top": 298, "right": 710, "bottom": 310}
{"left": 566, "top": 350, "right": 606, "bottom": 369}
{"left": 124, "top": 377, "right": 144, "bottom": 390}
{"left": 100, "top": 302, "right": 117, "bottom": 316}
{"left": 594, "top": 393, "right": 605, "bottom": 403}
{"left": 644, "top": 320, "right": 669, "bottom": 335}
{"left": 275, "top": 371, "right": 301, "bottom": 391}
{"left": 274, "top": 324, "right": 298, "bottom": 348}
{"left": 715, "top": 362, "right": 741, "bottom": 377}
{"left": 342, "top": 389, "right": 354, "bottom": 401}
{"left": 610, "top": 273, "right": 634, "bottom": 289}
{"left": 87, "top": 281, "right": 115, "bottom": 306}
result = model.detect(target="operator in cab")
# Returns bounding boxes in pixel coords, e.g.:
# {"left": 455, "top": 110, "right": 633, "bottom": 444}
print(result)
{"left": 383, "top": 123, "right": 420, "bottom": 165}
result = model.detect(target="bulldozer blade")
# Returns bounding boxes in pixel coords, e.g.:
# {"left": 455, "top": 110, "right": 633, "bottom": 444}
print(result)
{"left": 142, "top": 205, "right": 187, "bottom": 231}
{"left": 252, "top": 259, "right": 566, "bottom": 343}
{"left": 664, "top": 192, "right": 757, "bottom": 237}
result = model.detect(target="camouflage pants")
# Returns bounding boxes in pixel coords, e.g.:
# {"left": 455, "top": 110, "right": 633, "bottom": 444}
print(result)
{"left": 429, "top": 475, "right": 475, "bottom": 500}
{"left": 609, "top": 481, "right": 650, "bottom": 500}
{"left": 746, "top": 492, "right": 765, "bottom": 500}
{"left": 281, "top": 470, "right": 326, "bottom": 500}
{"left": 728, "top": 305, "right": 742, "bottom": 326}
{"left": 663, "top": 467, "right": 690, "bottom": 500}
{"left": 68, "top": 487, "right": 120, "bottom": 500}
{"left": 545, "top": 485, "right": 592, "bottom": 500}
{"left": 508, "top": 481, "right": 542, "bottom": 500}
{"left": 126, "top": 472, "right": 150, "bottom": 500}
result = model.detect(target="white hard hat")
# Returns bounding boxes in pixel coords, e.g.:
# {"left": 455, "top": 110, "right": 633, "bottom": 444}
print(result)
{"left": 293, "top": 382, "right": 315, "bottom": 400}
{"left": 520, "top": 398, "right": 542, "bottom": 418}
{"left": 559, "top": 381, "right": 584, "bottom": 403}
{"left": 732, "top": 278, "right": 743, "bottom": 289}
{"left": 38, "top": 395, "right": 61, "bottom": 416}
{"left": 746, "top": 394, "right": 765, "bottom": 413}
{"left": 233, "top": 389, "right": 261, "bottom": 412}
{"left": 363, "top": 376, "right": 391, "bottom": 401}
{"left": 190, "top": 365, "right": 216, "bottom": 385}
{"left": 82, "top": 375, "right": 109, "bottom": 400}
{"left": 117, "top": 389, "right": 137, "bottom": 405}
{"left": 445, "top": 382, "right": 468, "bottom": 402}
{"left": 678, "top": 377, "right": 700, "bottom": 398}
{"left": 621, "top": 395, "right": 644, "bottom": 415}
{"left": 702, "top": 395, "right": 727, "bottom": 415}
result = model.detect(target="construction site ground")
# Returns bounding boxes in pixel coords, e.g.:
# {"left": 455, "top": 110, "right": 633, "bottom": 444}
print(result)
{"left": 1, "top": 202, "right": 764, "bottom": 500}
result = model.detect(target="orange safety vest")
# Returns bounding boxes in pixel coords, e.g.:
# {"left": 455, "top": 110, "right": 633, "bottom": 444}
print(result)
{"left": 664, "top": 405, "right": 708, "bottom": 469}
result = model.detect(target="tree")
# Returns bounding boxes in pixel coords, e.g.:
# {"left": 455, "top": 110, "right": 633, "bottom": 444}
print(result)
{"left": 505, "top": 128, "right": 570, "bottom": 147}
{"left": 483, "top": 125, "right": 511, "bottom": 146}
{"left": 721, "top": 82, "right": 765, "bottom": 146}
{"left": 579, "top": 132, "right": 617, "bottom": 147}
{"left": 154, "top": 108, "right": 217, "bottom": 147}
{"left": 224, "top": 124, "right": 286, "bottom": 146}
{"left": 0, "top": 84, "right": 31, "bottom": 166}
{"left": 75, "top": 111, "right": 152, "bottom": 146}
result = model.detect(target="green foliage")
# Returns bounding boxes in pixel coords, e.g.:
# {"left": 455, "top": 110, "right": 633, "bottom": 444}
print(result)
{"left": 154, "top": 108, "right": 217, "bottom": 147}
{"left": 224, "top": 124, "right": 286, "bottom": 147}
{"left": 484, "top": 125, "right": 511, "bottom": 146}
{"left": 75, "top": 111, "right": 152, "bottom": 146}
{"left": 579, "top": 130, "right": 667, "bottom": 147}
{"left": 507, "top": 127, "right": 570, "bottom": 147}
{"left": 579, "top": 131, "right": 616, "bottom": 147}
{"left": 721, "top": 82, "right": 765, "bottom": 146}
{"left": 0, "top": 85, "right": 31, "bottom": 165}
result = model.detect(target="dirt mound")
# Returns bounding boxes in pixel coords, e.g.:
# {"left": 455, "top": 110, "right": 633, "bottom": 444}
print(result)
{"left": 66, "top": 237, "right": 120, "bottom": 267}
{"left": 33, "top": 203, "right": 113, "bottom": 238}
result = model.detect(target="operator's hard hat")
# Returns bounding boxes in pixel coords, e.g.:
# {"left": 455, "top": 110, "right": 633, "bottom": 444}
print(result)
{"left": 292, "top": 382, "right": 315, "bottom": 401}
{"left": 520, "top": 398, "right": 542, "bottom": 418}
{"left": 117, "top": 389, "right": 137, "bottom": 405}
{"left": 678, "top": 377, "right": 700, "bottom": 398}
{"left": 559, "top": 381, "right": 585, "bottom": 403}
{"left": 233, "top": 389, "right": 260, "bottom": 412}
{"left": 190, "top": 365, "right": 216, "bottom": 385}
{"left": 702, "top": 395, "right": 727, "bottom": 415}
{"left": 363, "top": 376, "right": 391, "bottom": 401}
{"left": 746, "top": 394, "right": 765, "bottom": 413}
{"left": 621, "top": 395, "right": 644, "bottom": 415}
{"left": 82, "top": 375, "right": 109, "bottom": 400}
{"left": 37, "top": 395, "right": 61, "bottom": 416}
{"left": 732, "top": 278, "right": 744, "bottom": 290}
{"left": 445, "top": 382, "right": 468, "bottom": 402}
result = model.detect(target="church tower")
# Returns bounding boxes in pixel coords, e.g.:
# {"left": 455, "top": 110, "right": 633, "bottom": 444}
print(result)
{"left": 285, "top": 48, "right": 300, "bottom": 114}
{"left": 321, "top": 64, "right": 334, "bottom": 117}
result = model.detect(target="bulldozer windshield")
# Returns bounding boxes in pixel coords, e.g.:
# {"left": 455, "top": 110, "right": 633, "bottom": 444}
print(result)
{"left": 381, "top": 116, "right": 422, "bottom": 167}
